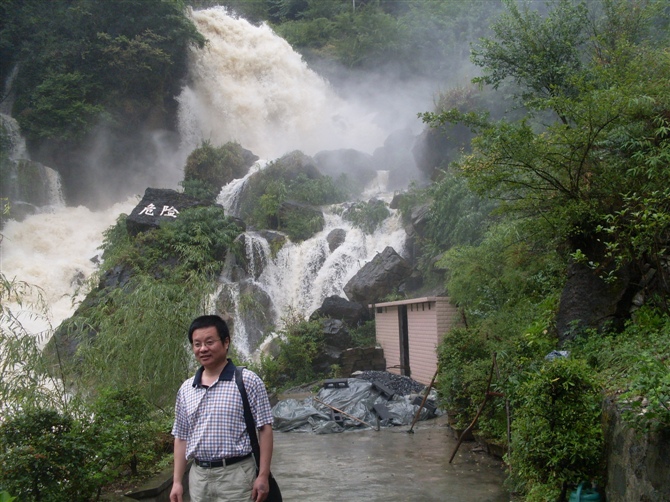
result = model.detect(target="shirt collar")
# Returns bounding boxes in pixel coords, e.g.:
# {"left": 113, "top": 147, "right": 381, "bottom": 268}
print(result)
{"left": 192, "top": 358, "right": 236, "bottom": 387}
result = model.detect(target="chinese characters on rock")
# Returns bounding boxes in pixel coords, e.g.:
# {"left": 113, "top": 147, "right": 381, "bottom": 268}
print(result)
{"left": 138, "top": 204, "right": 180, "bottom": 218}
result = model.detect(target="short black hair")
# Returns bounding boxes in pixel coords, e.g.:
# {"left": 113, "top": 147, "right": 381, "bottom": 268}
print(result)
{"left": 188, "top": 315, "right": 230, "bottom": 344}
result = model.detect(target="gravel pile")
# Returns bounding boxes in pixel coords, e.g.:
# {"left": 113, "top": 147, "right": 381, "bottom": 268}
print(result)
{"left": 354, "top": 370, "right": 425, "bottom": 396}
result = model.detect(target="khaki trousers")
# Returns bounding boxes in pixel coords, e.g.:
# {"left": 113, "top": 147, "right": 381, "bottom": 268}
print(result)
{"left": 189, "top": 456, "right": 256, "bottom": 502}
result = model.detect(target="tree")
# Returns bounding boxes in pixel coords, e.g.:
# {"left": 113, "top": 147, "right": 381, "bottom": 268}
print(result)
{"left": 424, "top": 0, "right": 670, "bottom": 298}
{"left": 2, "top": 0, "right": 205, "bottom": 143}
{"left": 471, "top": 0, "right": 589, "bottom": 122}
{"left": 0, "top": 274, "right": 73, "bottom": 415}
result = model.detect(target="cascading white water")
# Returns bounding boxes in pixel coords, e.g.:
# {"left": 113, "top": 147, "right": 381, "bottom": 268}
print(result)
{"left": 1, "top": 6, "right": 415, "bottom": 359}
{"left": 217, "top": 164, "right": 405, "bottom": 349}
{"left": 1, "top": 113, "right": 27, "bottom": 161}
{"left": 259, "top": 211, "right": 406, "bottom": 321}
{"left": 1, "top": 113, "right": 65, "bottom": 212}
{"left": 1, "top": 199, "right": 136, "bottom": 338}
{"left": 178, "top": 7, "right": 388, "bottom": 159}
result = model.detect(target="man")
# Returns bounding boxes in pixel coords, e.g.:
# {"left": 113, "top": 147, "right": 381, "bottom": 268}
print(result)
{"left": 170, "top": 315, "right": 274, "bottom": 502}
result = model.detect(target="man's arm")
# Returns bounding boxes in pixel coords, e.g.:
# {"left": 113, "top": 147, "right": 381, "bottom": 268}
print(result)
{"left": 252, "top": 424, "right": 273, "bottom": 502}
{"left": 170, "top": 438, "right": 187, "bottom": 502}
{"left": 257, "top": 423, "right": 273, "bottom": 478}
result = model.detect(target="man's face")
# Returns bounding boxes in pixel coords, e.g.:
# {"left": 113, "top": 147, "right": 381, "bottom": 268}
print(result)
{"left": 191, "top": 326, "right": 229, "bottom": 369}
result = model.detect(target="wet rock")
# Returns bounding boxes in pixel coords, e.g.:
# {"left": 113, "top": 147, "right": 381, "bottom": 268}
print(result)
{"left": 409, "top": 203, "right": 431, "bottom": 238}
{"left": 310, "top": 295, "right": 372, "bottom": 328}
{"left": 412, "top": 121, "right": 474, "bottom": 181}
{"left": 126, "top": 188, "right": 216, "bottom": 236}
{"left": 343, "top": 246, "right": 412, "bottom": 303}
{"left": 233, "top": 233, "right": 269, "bottom": 280}
{"left": 236, "top": 280, "right": 274, "bottom": 352}
{"left": 312, "top": 345, "right": 343, "bottom": 375}
{"left": 556, "top": 262, "right": 633, "bottom": 343}
{"left": 321, "top": 319, "right": 351, "bottom": 349}
{"left": 326, "top": 228, "right": 346, "bottom": 252}
{"left": 371, "top": 128, "right": 419, "bottom": 191}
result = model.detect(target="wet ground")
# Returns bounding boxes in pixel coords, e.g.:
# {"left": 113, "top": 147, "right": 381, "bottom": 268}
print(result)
{"left": 271, "top": 415, "right": 510, "bottom": 502}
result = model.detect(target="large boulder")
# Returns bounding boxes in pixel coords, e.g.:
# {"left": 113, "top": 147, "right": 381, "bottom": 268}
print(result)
{"left": 233, "top": 233, "right": 269, "bottom": 281}
{"left": 409, "top": 203, "right": 431, "bottom": 238}
{"left": 126, "top": 188, "right": 221, "bottom": 236}
{"left": 412, "top": 120, "right": 475, "bottom": 181}
{"left": 326, "top": 228, "right": 346, "bottom": 252}
{"left": 556, "top": 263, "right": 633, "bottom": 343}
{"left": 343, "top": 246, "right": 413, "bottom": 303}
{"left": 321, "top": 319, "right": 352, "bottom": 349}
{"left": 310, "top": 295, "right": 372, "bottom": 328}
{"left": 266, "top": 150, "right": 321, "bottom": 181}
{"left": 184, "top": 142, "right": 258, "bottom": 197}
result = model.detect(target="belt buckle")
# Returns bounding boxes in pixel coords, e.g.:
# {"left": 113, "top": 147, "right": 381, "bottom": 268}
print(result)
{"left": 200, "top": 460, "right": 212, "bottom": 468}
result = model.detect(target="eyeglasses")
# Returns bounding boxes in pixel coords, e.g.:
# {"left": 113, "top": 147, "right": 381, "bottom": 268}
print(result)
{"left": 192, "top": 339, "right": 221, "bottom": 350}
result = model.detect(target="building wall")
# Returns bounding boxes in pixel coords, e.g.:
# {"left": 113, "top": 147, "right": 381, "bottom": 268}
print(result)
{"left": 375, "top": 305, "right": 401, "bottom": 376}
{"left": 373, "top": 297, "right": 464, "bottom": 385}
{"left": 407, "top": 302, "right": 439, "bottom": 385}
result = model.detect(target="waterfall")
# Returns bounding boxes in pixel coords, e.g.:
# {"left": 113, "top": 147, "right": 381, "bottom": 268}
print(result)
{"left": 1, "top": 113, "right": 27, "bottom": 160}
{"left": 1, "top": 113, "right": 65, "bottom": 213}
{"left": 1, "top": 6, "right": 414, "bottom": 361}
{"left": 178, "top": 6, "right": 388, "bottom": 159}
{"left": 1, "top": 199, "right": 136, "bottom": 336}
{"left": 216, "top": 165, "right": 405, "bottom": 359}
{"left": 259, "top": 211, "right": 406, "bottom": 321}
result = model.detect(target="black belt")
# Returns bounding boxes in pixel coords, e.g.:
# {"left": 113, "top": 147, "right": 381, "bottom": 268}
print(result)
{"left": 194, "top": 453, "right": 252, "bottom": 468}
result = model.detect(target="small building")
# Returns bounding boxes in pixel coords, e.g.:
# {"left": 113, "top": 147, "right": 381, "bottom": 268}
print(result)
{"left": 372, "top": 297, "right": 462, "bottom": 385}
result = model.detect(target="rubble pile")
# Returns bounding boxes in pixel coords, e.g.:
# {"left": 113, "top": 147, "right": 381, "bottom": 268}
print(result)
{"left": 272, "top": 372, "right": 440, "bottom": 434}
{"left": 354, "top": 370, "right": 426, "bottom": 396}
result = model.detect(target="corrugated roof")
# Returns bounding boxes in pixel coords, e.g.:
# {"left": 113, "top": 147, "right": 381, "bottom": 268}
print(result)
{"left": 369, "top": 297, "right": 449, "bottom": 308}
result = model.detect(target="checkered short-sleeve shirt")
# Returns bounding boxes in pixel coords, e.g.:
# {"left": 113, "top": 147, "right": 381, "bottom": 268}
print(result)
{"left": 172, "top": 361, "right": 273, "bottom": 461}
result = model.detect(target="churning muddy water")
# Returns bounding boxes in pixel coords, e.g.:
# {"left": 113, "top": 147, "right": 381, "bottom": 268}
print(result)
{"left": 271, "top": 415, "right": 510, "bottom": 502}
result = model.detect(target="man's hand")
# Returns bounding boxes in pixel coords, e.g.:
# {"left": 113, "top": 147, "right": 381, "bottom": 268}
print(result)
{"left": 170, "top": 481, "right": 183, "bottom": 502}
{"left": 251, "top": 473, "right": 269, "bottom": 502}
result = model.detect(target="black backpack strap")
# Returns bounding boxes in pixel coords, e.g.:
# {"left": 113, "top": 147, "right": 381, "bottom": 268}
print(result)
{"left": 235, "top": 367, "right": 260, "bottom": 468}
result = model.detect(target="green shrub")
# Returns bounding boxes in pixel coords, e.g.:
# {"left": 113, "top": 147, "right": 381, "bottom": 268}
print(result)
{"left": 0, "top": 491, "right": 16, "bottom": 502}
{"left": 0, "top": 409, "right": 101, "bottom": 502}
{"left": 180, "top": 178, "right": 220, "bottom": 202}
{"left": 70, "top": 275, "right": 208, "bottom": 408}
{"left": 436, "top": 326, "right": 491, "bottom": 428}
{"left": 342, "top": 199, "right": 390, "bottom": 234}
{"left": 622, "top": 353, "right": 670, "bottom": 432}
{"left": 510, "top": 357, "right": 604, "bottom": 499}
{"left": 569, "top": 306, "right": 670, "bottom": 433}
{"left": 92, "top": 387, "right": 158, "bottom": 478}
{"left": 259, "top": 312, "right": 326, "bottom": 391}
{"left": 275, "top": 18, "right": 336, "bottom": 48}
{"left": 349, "top": 320, "right": 376, "bottom": 348}
{"left": 184, "top": 141, "right": 251, "bottom": 201}
{"left": 240, "top": 158, "right": 351, "bottom": 241}
{"left": 279, "top": 205, "right": 325, "bottom": 242}
{"left": 101, "top": 206, "right": 243, "bottom": 281}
